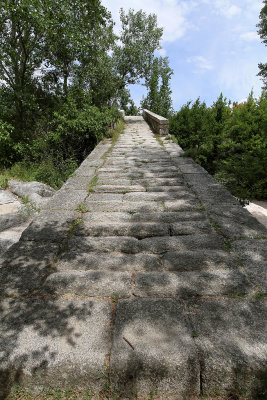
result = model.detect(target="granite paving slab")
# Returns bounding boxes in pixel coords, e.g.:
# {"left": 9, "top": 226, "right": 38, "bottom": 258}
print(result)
{"left": 57, "top": 252, "right": 162, "bottom": 272}
{"left": 20, "top": 210, "right": 79, "bottom": 241}
{"left": 0, "top": 298, "right": 111, "bottom": 392}
{"left": 162, "top": 250, "right": 238, "bottom": 271}
{"left": 232, "top": 239, "right": 267, "bottom": 292}
{"left": 134, "top": 270, "right": 251, "bottom": 298}
{"left": 0, "top": 241, "right": 59, "bottom": 296}
{"left": 206, "top": 204, "right": 267, "bottom": 239}
{"left": 187, "top": 298, "right": 267, "bottom": 398}
{"left": 110, "top": 299, "right": 199, "bottom": 399}
{"left": 42, "top": 270, "right": 132, "bottom": 297}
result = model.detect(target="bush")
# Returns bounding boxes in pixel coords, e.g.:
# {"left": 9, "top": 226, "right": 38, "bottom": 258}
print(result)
{"left": 169, "top": 92, "right": 267, "bottom": 200}
{"left": 31, "top": 99, "right": 120, "bottom": 165}
{"left": 0, "top": 120, "right": 15, "bottom": 166}
{"left": 0, "top": 96, "right": 121, "bottom": 189}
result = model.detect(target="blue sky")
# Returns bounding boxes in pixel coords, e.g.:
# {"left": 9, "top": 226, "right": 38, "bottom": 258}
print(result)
{"left": 102, "top": 0, "right": 266, "bottom": 111}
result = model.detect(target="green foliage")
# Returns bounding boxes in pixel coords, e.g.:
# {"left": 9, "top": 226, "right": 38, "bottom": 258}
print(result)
{"left": 119, "top": 88, "right": 139, "bottom": 115}
{"left": 257, "top": 0, "right": 267, "bottom": 89}
{"left": 0, "top": 120, "right": 15, "bottom": 165}
{"left": 0, "top": 1, "right": 164, "bottom": 189}
{"left": 216, "top": 93, "right": 267, "bottom": 199}
{"left": 33, "top": 99, "right": 120, "bottom": 163}
{"left": 169, "top": 92, "right": 267, "bottom": 200}
{"left": 114, "top": 9, "right": 163, "bottom": 86}
{"left": 0, "top": 157, "right": 78, "bottom": 189}
{"left": 141, "top": 57, "right": 173, "bottom": 118}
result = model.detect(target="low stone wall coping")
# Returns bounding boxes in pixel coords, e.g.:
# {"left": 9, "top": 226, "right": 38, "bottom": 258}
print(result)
{"left": 142, "top": 109, "right": 169, "bottom": 136}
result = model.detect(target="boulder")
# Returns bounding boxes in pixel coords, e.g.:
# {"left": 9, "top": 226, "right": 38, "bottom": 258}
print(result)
{"left": 8, "top": 180, "right": 55, "bottom": 209}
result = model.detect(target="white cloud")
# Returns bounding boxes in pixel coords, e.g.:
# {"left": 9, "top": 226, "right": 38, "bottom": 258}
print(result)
{"left": 240, "top": 31, "right": 259, "bottom": 41}
{"left": 217, "top": 58, "right": 262, "bottom": 99}
{"left": 157, "top": 48, "right": 167, "bottom": 56}
{"left": 187, "top": 56, "right": 214, "bottom": 71}
{"left": 201, "top": 0, "right": 241, "bottom": 18}
{"left": 224, "top": 5, "right": 241, "bottom": 18}
{"left": 102, "top": 0, "right": 196, "bottom": 43}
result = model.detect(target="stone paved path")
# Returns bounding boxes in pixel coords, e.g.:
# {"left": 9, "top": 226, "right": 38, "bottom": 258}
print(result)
{"left": 1, "top": 117, "right": 267, "bottom": 399}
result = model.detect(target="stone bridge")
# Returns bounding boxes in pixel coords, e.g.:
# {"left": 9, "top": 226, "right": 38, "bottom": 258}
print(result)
{"left": 0, "top": 116, "right": 267, "bottom": 399}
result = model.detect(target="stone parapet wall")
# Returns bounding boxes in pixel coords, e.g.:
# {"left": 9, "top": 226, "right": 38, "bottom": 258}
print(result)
{"left": 142, "top": 109, "right": 169, "bottom": 135}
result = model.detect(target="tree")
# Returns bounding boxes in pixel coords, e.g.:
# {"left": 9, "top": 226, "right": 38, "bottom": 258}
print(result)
{"left": 0, "top": 0, "right": 115, "bottom": 132}
{"left": 141, "top": 56, "right": 173, "bottom": 117}
{"left": 257, "top": 0, "right": 267, "bottom": 89}
{"left": 113, "top": 8, "right": 163, "bottom": 91}
{"left": 0, "top": 0, "right": 46, "bottom": 133}
{"left": 119, "top": 88, "right": 139, "bottom": 115}
{"left": 43, "top": 0, "right": 115, "bottom": 97}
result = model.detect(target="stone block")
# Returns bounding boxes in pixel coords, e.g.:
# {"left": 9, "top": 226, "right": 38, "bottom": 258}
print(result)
{"left": 134, "top": 270, "right": 251, "bottom": 298}
{"left": 77, "top": 221, "right": 169, "bottom": 239}
{"left": 183, "top": 173, "right": 239, "bottom": 206}
{"left": 57, "top": 252, "right": 161, "bottom": 272}
{"left": 0, "top": 298, "right": 111, "bottom": 392}
{"left": 21, "top": 210, "right": 78, "bottom": 241}
{"left": 137, "top": 178, "right": 184, "bottom": 186}
{"left": 146, "top": 185, "right": 186, "bottom": 192}
{"left": 187, "top": 298, "right": 267, "bottom": 398}
{"left": 206, "top": 204, "right": 267, "bottom": 239}
{"left": 162, "top": 250, "right": 238, "bottom": 271}
{"left": 42, "top": 270, "right": 131, "bottom": 297}
{"left": 68, "top": 236, "right": 140, "bottom": 254}
{"left": 124, "top": 191, "right": 194, "bottom": 201}
{"left": 84, "top": 200, "right": 162, "bottom": 212}
{"left": 232, "top": 239, "right": 267, "bottom": 292}
{"left": 61, "top": 176, "right": 94, "bottom": 190}
{"left": 94, "top": 185, "right": 146, "bottom": 193}
{"left": 110, "top": 299, "right": 199, "bottom": 398}
{"left": 87, "top": 193, "right": 124, "bottom": 202}
{"left": 140, "top": 234, "right": 225, "bottom": 254}
{"left": 164, "top": 199, "right": 200, "bottom": 211}
{"left": 131, "top": 211, "right": 207, "bottom": 223}
{"left": 171, "top": 220, "right": 212, "bottom": 235}
{"left": 0, "top": 241, "right": 59, "bottom": 296}
{"left": 43, "top": 190, "right": 88, "bottom": 211}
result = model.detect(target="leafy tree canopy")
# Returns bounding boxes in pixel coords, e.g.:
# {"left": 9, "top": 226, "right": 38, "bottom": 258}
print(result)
{"left": 257, "top": 0, "right": 267, "bottom": 89}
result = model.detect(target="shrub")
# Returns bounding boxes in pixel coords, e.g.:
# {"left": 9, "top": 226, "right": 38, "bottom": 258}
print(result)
{"left": 169, "top": 92, "right": 267, "bottom": 200}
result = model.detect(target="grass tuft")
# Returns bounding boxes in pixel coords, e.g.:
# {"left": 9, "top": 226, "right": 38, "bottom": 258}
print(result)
{"left": 68, "top": 218, "right": 83, "bottom": 237}
{"left": 75, "top": 203, "right": 90, "bottom": 213}
{"left": 87, "top": 176, "right": 98, "bottom": 193}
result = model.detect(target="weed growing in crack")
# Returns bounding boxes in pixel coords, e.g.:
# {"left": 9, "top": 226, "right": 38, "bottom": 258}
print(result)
{"left": 87, "top": 176, "right": 98, "bottom": 193}
{"left": 211, "top": 222, "right": 222, "bottom": 234}
{"left": 155, "top": 134, "right": 166, "bottom": 150}
{"left": 75, "top": 203, "right": 90, "bottom": 213}
{"left": 111, "top": 294, "right": 120, "bottom": 304}
{"left": 254, "top": 291, "right": 267, "bottom": 299}
{"left": 227, "top": 293, "right": 246, "bottom": 298}
{"left": 68, "top": 218, "right": 83, "bottom": 237}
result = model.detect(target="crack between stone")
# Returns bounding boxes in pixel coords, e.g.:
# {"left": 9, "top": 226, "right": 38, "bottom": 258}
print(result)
{"left": 182, "top": 299, "right": 203, "bottom": 397}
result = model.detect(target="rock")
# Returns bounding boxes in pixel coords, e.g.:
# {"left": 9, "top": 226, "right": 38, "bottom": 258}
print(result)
{"left": 0, "top": 181, "right": 56, "bottom": 254}
{"left": 8, "top": 180, "right": 55, "bottom": 208}
{"left": 0, "top": 190, "right": 31, "bottom": 235}
{"left": 0, "top": 221, "right": 32, "bottom": 255}
{"left": 0, "top": 190, "right": 18, "bottom": 204}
